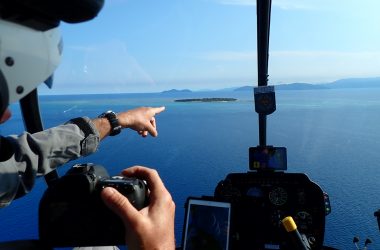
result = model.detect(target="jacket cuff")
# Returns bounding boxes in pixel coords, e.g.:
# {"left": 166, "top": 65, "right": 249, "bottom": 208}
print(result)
{"left": 66, "top": 117, "right": 100, "bottom": 156}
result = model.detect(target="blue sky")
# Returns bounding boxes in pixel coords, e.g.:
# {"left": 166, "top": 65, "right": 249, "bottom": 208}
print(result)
{"left": 43, "top": 0, "right": 380, "bottom": 94}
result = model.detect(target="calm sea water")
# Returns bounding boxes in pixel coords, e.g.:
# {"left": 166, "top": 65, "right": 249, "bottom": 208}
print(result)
{"left": 1, "top": 89, "right": 380, "bottom": 249}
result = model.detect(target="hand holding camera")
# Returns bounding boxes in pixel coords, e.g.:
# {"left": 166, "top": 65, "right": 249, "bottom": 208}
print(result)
{"left": 98, "top": 175, "right": 147, "bottom": 210}
{"left": 101, "top": 166, "right": 176, "bottom": 250}
{"left": 39, "top": 163, "right": 149, "bottom": 247}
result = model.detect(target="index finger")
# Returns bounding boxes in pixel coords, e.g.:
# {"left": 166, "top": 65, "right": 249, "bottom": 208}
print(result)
{"left": 150, "top": 106, "right": 165, "bottom": 115}
{"left": 121, "top": 166, "right": 166, "bottom": 195}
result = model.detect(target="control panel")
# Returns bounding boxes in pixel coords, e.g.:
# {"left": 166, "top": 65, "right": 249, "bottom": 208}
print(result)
{"left": 214, "top": 172, "right": 327, "bottom": 250}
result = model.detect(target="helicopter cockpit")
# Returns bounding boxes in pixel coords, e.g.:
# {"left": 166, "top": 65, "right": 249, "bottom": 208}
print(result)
{"left": 179, "top": 1, "right": 332, "bottom": 249}
{"left": 1, "top": 0, "right": 380, "bottom": 250}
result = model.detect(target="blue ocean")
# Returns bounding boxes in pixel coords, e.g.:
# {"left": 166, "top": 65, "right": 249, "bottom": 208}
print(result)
{"left": 1, "top": 89, "right": 380, "bottom": 249}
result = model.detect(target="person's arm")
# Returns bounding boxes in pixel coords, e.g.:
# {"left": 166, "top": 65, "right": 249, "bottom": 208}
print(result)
{"left": 93, "top": 106, "right": 165, "bottom": 139}
{"left": 101, "top": 166, "right": 176, "bottom": 250}
{"left": 0, "top": 120, "right": 98, "bottom": 207}
{"left": 0, "top": 106, "right": 165, "bottom": 207}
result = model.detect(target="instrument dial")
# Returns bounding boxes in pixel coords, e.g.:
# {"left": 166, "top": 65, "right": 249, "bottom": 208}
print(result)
{"left": 268, "top": 187, "right": 288, "bottom": 206}
{"left": 295, "top": 211, "right": 313, "bottom": 231}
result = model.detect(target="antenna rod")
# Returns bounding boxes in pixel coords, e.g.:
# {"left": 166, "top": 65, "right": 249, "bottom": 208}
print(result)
{"left": 256, "top": 0, "right": 272, "bottom": 146}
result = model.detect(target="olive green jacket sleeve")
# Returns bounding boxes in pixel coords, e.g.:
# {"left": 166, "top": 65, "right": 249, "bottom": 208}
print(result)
{"left": 0, "top": 117, "right": 100, "bottom": 208}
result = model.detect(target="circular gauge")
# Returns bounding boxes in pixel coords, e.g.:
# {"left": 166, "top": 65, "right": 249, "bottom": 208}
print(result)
{"left": 268, "top": 187, "right": 288, "bottom": 206}
{"left": 294, "top": 211, "right": 313, "bottom": 231}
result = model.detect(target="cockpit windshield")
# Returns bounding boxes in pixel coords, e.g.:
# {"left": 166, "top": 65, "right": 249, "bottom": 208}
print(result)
{"left": 1, "top": 1, "right": 380, "bottom": 249}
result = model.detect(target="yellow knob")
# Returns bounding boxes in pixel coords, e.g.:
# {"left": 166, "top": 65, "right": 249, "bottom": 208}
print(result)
{"left": 282, "top": 216, "right": 297, "bottom": 232}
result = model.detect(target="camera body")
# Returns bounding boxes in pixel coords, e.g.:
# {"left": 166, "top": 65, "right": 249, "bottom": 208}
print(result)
{"left": 39, "top": 163, "right": 147, "bottom": 247}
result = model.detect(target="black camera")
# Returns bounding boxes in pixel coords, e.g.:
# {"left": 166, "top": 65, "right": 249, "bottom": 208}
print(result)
{"left": 39, "top": 163, "right": 148, "bottom": 247}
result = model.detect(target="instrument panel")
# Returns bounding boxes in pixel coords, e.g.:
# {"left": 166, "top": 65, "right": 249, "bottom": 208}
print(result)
{"left": 214, "top": 172, "right": 327, "bottom": 250}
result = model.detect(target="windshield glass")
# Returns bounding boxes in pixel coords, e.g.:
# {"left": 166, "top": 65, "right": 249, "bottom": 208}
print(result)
{"left": 1, "top": 1, "right": 380, "bottom": 249}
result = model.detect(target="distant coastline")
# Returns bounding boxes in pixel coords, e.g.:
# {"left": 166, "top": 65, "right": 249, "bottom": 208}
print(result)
{"left": 38, "top": 76, "right": 380, "bottom": 96}
{"left": 174, "top": 98, "right": 237, "bottom": 102}
{"left": 164, "top": 77, "right": 380, "bottom": 94}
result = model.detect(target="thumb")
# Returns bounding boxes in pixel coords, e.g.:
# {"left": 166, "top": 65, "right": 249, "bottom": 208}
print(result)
{"left": 101, "top": 187, "right": 141, "bottom": 225}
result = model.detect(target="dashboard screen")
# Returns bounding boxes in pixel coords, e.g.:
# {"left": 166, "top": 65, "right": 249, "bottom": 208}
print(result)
{"left": 249, "top": 146, "right": 287, "bottom": 170}
{"left": 182, "top": 199, "right": 231, "bottom": 250}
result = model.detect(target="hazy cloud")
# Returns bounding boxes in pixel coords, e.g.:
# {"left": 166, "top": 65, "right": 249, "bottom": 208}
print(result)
{"left": 214, "top": 0, "right": 255, "bottom": 6}
{"left": 54, "top": 40, "right": 156, "bottom": 93}
{"left": 271, "top": 50, "right": 380, "bottom": 62}
{"left": 270, "top": 50, "right": 380, "bottom": 83}
{"left": 198, "top": 51, "right": 256, "bottom": 61}
{"left": 213, "top": 0, "right": 325, "bottom": 10}
{"left": 106, "top": 0, "right": 129, "bottom": 5}
{"left": 199, "top": 49, "right": 380, "bottom": 84}
{"left": 66, "top": 45, "right": 96, "bottom": 52}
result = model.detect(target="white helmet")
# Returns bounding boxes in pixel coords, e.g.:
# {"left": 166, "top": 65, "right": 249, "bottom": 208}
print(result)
{"left": 0, "top": 0, "right": 104, "bottom": 115}
{"left": 0, "top": 19, "right": 62, "bottom": 114}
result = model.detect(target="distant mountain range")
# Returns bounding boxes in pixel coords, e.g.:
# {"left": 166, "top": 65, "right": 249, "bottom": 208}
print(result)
{"left": 234, "top": 83, "right": 328, "bottom": 91}
{"left": 233, "top": 77, "right": 380, "bottom": 91}
{"left": 161, "top": 89, "right": 192, "bottom": 94}
{"left": 161, "top": 77, "right": 380, "bottom": 93}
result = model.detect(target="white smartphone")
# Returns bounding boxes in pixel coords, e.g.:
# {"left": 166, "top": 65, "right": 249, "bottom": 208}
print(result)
{"left": 182, "top": 198, "right": 231, "bottom": 250}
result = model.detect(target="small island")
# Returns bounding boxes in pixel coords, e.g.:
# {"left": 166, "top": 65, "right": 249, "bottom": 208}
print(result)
{"left": 174, "top": 98, "right": 237, "bottom": 102}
